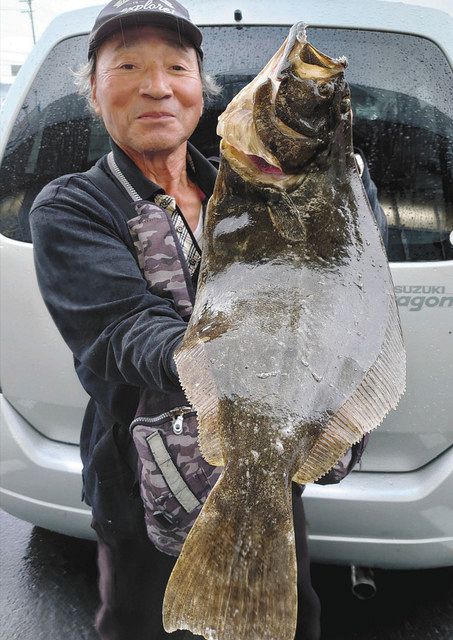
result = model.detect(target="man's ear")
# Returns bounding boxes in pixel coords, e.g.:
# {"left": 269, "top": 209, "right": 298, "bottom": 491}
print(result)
{"left": 90, "top": 74, "right": 101, "bottom": 115}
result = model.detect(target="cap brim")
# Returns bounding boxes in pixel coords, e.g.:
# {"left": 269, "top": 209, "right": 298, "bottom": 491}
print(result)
{"left": 88, "top": 12, "right": 203, "bottom": 59}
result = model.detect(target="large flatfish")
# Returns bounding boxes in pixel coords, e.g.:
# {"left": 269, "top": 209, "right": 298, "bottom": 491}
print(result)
{"left": 163, "top": 23, "right": 405, "bottom": 640}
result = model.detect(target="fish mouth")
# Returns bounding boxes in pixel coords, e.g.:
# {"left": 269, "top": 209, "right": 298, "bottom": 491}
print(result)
{"left": 217, "top": 23, "right": 348, "bottom": 181}
{"left": 221, "top": 140, "right": 304, "bottom": 189}
{"left": 248, "top": 155, "right": 285, "bottom": 175}
{"left": 219, "top": 97, "right": 314, "bottom": 186}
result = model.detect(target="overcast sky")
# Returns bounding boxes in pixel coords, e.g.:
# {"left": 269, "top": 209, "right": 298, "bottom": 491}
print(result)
{"left": 0, "top": 0, "right": 99, "bottom": 84}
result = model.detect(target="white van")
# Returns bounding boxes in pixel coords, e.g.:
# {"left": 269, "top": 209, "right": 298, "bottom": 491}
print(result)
{"left": 1, "top": 0, "right": 452, "bottom": 569}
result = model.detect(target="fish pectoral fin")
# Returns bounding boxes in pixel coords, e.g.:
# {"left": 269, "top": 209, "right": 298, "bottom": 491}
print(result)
{"left": 163, "top": 469, "right": 297, "bottom": 640}
{"left": 174, "top": 340, "right": 225, "bottom": 466}
{"left": 293, "top": 298, "right": 406, "bottom": 484}
{"left": 266, "top": 190, "right": 308, "bottom": 242}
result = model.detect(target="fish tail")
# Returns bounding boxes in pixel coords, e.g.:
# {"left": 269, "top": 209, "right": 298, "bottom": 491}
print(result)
{"left": 163, "top": 466, "right": 297, "bottom": 640}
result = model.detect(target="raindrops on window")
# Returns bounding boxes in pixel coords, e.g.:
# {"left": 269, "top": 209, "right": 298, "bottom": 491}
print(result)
{"left": 0, "top": 28, "right": 452, "bottom": 261}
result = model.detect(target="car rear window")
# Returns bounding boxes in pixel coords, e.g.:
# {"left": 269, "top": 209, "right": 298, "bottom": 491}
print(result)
{"left": 1, "top": 26, "right": 452, "bottom": 261}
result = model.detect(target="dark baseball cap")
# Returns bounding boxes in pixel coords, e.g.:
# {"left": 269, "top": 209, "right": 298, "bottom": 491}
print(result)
{"left": 88, "top": 0, "right": 203, "bottom": 60}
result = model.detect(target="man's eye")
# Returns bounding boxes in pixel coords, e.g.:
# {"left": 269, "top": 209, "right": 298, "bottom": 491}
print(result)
{"left": 120, "top": 63, "right": 136, "bottom": 70}
{"left": 171, "top": 65, "right": 186, "bottom": 71}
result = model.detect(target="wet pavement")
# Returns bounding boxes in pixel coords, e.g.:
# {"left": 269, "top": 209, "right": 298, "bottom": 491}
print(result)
{"left": 1, "top": 509, "right": 452, "bottom": 640}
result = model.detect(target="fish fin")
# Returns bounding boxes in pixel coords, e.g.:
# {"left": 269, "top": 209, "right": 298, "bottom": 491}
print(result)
{"left": 174, "top": 341, "right": 225, "bottom": 467}
{"left": 267, "top": 191, "right": 307, "bottom": 243}
{"left": 293, "top": 299, "right": 406, "bottom": 484}
{"left": 163, "top": 469, "right": 297, "bottom": 640}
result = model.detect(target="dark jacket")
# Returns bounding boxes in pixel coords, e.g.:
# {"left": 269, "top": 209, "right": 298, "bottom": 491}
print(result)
{"left": 29, "top": 141, "right": 386, "bottom": 536}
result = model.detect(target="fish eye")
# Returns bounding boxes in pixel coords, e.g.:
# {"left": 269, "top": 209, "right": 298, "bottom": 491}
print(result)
{"left": 317, "top": 81, "right": 334, "bottom": 97}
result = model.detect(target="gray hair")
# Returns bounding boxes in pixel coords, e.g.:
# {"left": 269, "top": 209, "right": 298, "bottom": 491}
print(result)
{"left": 73, "top": 50, "right": 221, "bottom": 113}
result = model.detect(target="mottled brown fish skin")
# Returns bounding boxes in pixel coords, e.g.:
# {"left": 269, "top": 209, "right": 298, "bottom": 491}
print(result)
{"left": 163, "top": 21, "right": 405, "bottom": 640}
{"left": 198, "top": 158, "right": 354, "bottom": 280}
{"left": 164, "top": 397, "right": 313, "bottom": 640}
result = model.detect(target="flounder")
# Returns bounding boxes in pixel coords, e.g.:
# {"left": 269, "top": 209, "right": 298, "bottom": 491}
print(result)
{"left": 163, "top": 23, "right": 405, "bottom": 640}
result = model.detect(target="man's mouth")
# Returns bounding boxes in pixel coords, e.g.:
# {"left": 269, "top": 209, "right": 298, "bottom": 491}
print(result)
{"left": 138, "top": 112, "right": 175, "bottom": 119}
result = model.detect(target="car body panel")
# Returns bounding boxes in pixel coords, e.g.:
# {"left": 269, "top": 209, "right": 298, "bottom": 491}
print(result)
{"left": 0, "top": 235, "right": 88, "bottom": 444}
{"left": 0, "top": 395, "right": 93, "bottom": 539}
{"left": 304, "top": 445, "right": 453, "bottom": 569}
{"left": 366, "top": 262, "right": 453, "bottom": 472}
{"left": 0, "top": 0, "right": 452, "bottom": 566}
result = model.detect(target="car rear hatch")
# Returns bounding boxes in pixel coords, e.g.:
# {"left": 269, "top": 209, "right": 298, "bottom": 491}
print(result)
{"left": 0, "top": 23, "right": 452, "bottom": 464}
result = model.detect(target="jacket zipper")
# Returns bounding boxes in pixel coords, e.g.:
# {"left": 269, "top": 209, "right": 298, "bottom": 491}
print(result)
{"left": 130, "top": 406, "right": 194, "bottom": 432}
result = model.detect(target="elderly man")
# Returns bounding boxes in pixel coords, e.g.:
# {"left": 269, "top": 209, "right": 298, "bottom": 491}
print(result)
{"left": 30, "top": 2, "right": 385, "bottom": 639}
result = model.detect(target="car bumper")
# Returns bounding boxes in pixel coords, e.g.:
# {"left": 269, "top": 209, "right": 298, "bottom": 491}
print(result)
{"left": 1, "top": 394, "right": 452, "bottom": 566}
{"left": 304, "top": 446, "right": 453, "bottom": 569}
{"left": 0, "top": 394, "right": 94, "bottom": 540}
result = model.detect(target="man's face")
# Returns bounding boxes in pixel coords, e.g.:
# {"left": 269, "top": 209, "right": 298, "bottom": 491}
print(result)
{"left": 91, "top": 25, "right": 203, "bottom": 156}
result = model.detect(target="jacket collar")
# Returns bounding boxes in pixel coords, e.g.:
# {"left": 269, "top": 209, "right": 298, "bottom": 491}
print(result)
{"left": 110, "top": 139, "right": 217, "bottom": 201}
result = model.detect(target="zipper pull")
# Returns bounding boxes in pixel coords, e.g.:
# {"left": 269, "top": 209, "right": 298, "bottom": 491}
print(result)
{"left": 172, "top": 414, "right": 184, "bottom": 435}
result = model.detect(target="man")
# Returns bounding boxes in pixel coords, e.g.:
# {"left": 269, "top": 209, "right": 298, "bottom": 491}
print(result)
{"left": 30, "top": 2, "right": 385, "bottom": 639}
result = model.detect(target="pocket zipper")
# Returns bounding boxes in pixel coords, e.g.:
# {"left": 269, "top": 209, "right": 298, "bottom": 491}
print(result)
{"left": 130, "top": 406, "right": 194, "bottom": 433}
{"left": 172, "top": 414, "right": 184, "bottom": 435}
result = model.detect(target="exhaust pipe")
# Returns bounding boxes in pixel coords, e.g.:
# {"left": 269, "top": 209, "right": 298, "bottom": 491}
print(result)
{"left": 350, "top": 565, "right": 377, "bottom": 600}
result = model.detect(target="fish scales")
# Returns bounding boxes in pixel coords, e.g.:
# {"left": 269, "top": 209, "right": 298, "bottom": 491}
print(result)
{"left": 163, "top": 23, "right": 405, "bottom": 640}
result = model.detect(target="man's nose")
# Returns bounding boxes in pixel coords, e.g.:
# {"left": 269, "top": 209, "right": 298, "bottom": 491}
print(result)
{"left": 138, "top": 69, "right": 172, "bottom": 98}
